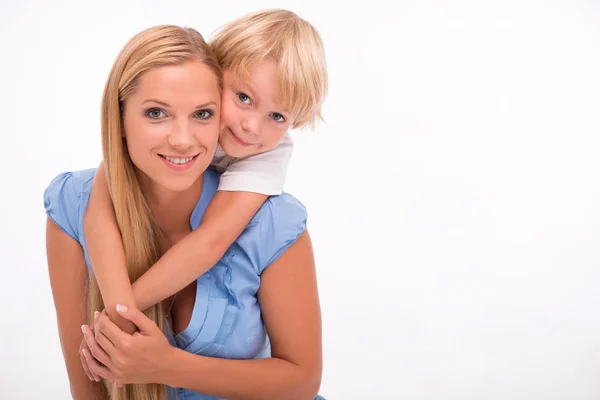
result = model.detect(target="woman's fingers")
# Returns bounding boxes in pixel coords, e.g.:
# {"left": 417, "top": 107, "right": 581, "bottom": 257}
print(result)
{"left": 79, "top": 345, "right": 97, "bottom": 381}
{"left": 82, "top": 325, "right": 111, "bottom": 367}
{"left": 82, "top": 347, "right": 113, "bottom": 382}
{"left": 95, "top": 328, "right": 116, "bottom": 355}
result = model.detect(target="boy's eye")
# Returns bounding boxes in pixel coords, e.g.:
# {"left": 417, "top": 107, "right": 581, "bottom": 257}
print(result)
{"left": 195, "top": 110, "right": 213, "bottom": 120}
{"left": 146, "top": 108, "right": 165, "bottom": 119}
{"left": 271, "top": 112, "right": 285, "bottom": 122}
{"left": 237, "top": 93, "right": 251, "bottom": 104}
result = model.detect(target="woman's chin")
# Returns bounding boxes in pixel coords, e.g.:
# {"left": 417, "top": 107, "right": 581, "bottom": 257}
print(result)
{"left": 158, "top": 176, "right": 203, "bottom": 193}
{"left": 138, "top": 171, "right": 203, "bottom": 195}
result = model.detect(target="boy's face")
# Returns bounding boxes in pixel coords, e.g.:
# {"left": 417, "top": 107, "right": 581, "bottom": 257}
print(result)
{"left": 219, "top": 60, "right": 295, "bottom": 158}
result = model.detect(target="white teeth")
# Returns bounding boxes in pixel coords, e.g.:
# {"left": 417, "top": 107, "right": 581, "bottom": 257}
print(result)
{"left": 164, "top": 155, "right": 193, "bottom": 164}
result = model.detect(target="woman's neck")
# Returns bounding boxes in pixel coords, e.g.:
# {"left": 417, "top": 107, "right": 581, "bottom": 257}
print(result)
{"left": 138, "top": 172, "right": 204, "bottom": 240}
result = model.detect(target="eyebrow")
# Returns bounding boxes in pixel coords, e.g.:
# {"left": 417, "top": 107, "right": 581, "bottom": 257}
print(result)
{"left": 142, "top": 99, "right": 217, "bottom": 108}
{"left": 239, "top": 83, "right": 259, "bottom": 102}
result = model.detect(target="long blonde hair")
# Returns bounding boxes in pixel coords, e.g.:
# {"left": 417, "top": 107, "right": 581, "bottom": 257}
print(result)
{"left": 209, "top": 9, "right": 328, "bottom": 130}
{"left": 89, "top": 25, "right": 222, "bottom": 400}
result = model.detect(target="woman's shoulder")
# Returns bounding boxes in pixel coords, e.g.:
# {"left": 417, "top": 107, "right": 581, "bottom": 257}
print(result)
{"left": 43, "top": 168, "right": 97, "bottom": 241}
{"left": 44, "top": 168, "right": 97, "bottom": 197}
{"left": 257, "top": 193, "right": 307, "bottom": 225}
{"left": 236, "top": 192, "right": 308, "bottom": 275}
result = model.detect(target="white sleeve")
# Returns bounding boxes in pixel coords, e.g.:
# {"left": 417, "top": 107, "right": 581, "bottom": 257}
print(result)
{"left": 217, "top": 132, "right": 294, "bottom": 195}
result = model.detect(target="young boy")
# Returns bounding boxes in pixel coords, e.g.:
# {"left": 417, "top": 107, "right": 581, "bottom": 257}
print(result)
{"left": 83, "top": 9, "right": 328, "bottom": 334}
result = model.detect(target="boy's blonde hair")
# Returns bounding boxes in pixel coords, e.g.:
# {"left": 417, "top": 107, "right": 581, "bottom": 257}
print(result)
{"left": 210, "top": 9, "right": 328, "bottom": 130}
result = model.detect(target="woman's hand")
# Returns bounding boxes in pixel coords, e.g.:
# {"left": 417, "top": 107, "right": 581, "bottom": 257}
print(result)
{"left": 80, "top": 311, "right": 102, "bottom": 382}
{"left": 81, "top": 305, "right": 171, "bottom": 385}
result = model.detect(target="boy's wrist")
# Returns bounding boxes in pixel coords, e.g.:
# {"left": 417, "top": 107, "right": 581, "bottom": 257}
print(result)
{"left": 132, "top": 283, "right": 152, "bottom": 312}
{"left": 105, "top": 303, "right": 137, "bottom": 334}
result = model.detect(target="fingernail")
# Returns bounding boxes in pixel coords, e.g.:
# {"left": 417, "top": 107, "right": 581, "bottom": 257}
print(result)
{"left": 81, "top": 325, "right": 86, "bottom": 334}
{"left": 94, "top": 311, "right": 99, "bottom": 320}
{"left": 116, "top": 304, "right": 128, "bottom": 312}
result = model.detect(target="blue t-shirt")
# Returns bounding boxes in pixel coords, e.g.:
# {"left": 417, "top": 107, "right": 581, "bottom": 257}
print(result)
{"left": 44, "top": 168, "right": 310, "bottom": 400}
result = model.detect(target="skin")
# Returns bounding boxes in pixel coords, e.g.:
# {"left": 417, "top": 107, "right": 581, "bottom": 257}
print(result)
{"left": 84, "top": 229, "right": 321, "bottom": 399}
{"left": 219, "top": 60, "right": 294, "bottom": 158}
{"left": 49, "top": 59, "right": 322, "bottom": 399}
{"left": 49, "top": 59, "right": 220, "bottom": 398}
{"left": 82, "top": 59, "right": 296, "bottom": 337}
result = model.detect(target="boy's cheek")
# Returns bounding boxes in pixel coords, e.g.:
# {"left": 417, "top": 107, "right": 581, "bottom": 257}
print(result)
{"left": 219, "top": 100, "right": 237, "bottom": 127}
{"left": 262, "top": 132, "right": 288, "bottom": 151}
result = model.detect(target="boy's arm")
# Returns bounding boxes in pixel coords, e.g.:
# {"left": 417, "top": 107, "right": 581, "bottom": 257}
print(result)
{"left": 160, "top": 231, "right": 321, "bottom": 400}
{"left": 83, "top": 163, "right": 137, "bottom": 334}
{"left": 132, "top": 134, "right": 293, "bottom": 310}
{"left": 132, "top": 190, "right": 267, "bottom": 311}
{"left": 85, "top": 165, "right": 266, "bottom": 314}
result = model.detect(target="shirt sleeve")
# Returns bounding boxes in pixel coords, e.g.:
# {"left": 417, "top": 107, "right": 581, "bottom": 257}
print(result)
{"left": 43, "top": 171, "right": 81, "bottom": 242}
{"left": 217, "top": 132, "right": 294, "bottom": 195}
{"left": 237, "top": 192, "right": 308, "bottom": 276}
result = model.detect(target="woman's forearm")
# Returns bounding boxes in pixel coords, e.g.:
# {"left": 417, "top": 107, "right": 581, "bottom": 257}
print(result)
{"left": 155, "top": 229, "right": 323, "bottom": 400}
{"left": 58, "top": 313, "right": 106, "bottom": 400}
{"left": 160, "top": 348, "right": 320, "bottom": 400}
{"left": 70, "top": 380, "right": 104, "bottom": 400}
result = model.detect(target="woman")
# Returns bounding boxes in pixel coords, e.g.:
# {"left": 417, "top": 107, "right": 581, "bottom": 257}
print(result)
{"left": 44, "top": 25, "right": 322, "bottom": 399}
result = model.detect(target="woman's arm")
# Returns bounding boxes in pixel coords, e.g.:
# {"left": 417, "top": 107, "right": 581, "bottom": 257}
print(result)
{"left": 132, "top": 189, "right": 267, "bottom": 311}
{"left": 83, "top": 164, "right": 137, "bottom": 334}
{"left": 164, "top": 230, "right": 322, "bottom": 399}
{"left": 89, "top": 230, "right": 321, "bottom": 400}
{"left": 46, "top": 217, "right": 104, "bottom": 399}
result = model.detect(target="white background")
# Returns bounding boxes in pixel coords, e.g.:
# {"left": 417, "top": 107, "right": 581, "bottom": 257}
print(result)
{"left": 1, "top": 0, "right": 600, "bottom": 399}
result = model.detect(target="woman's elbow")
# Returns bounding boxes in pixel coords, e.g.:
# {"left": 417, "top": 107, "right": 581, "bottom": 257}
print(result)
{"left": 297, "top": 365, "right": 322, "bottom": 400}
{"left": 270, "top": 363, "right": 321, "bottom": 400}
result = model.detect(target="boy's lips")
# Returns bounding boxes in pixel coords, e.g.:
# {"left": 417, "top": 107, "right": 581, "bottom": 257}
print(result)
{"left": 228, "top": 128, "right": 256, "bottom": 147}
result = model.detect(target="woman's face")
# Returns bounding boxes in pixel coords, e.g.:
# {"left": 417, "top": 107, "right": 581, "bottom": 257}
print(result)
{"left": 122, "top": 59, "right": 221, "bottom": 193}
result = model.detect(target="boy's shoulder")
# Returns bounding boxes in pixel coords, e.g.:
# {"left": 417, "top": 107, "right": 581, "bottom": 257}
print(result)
{"left": 211, "top": 144, "right": 235, "bottom": 173}
{"left": 210, "top": 133, "right": 294, "bottom": 195}
{"left": 210, "top": 132, "right": 294, "bottom": 171}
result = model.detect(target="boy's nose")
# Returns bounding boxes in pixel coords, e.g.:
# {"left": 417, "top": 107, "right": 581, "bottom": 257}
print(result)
{"left": 241, "top": 116, "right": 260, "bottom": 136}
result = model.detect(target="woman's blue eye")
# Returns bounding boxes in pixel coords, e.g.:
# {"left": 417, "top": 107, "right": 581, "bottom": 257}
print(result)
{"left": 237, "top": 93, "right": 250, "bottom": 104}
{"left": 272, "top": 112, "right": 285, "bottom": 122}
{"left": 196, "top": 110, "right": 213, "bottom": 120}
{"left": 146, "top": 109, "right": 164, "bottom": 119}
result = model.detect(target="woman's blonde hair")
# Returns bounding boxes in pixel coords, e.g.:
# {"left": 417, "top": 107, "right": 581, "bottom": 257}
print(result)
{"left": 209, "top": 9, "right": 328, "bottom": 129}
{"left": 90, "top": 24, "right": 222, "bottom": 400}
